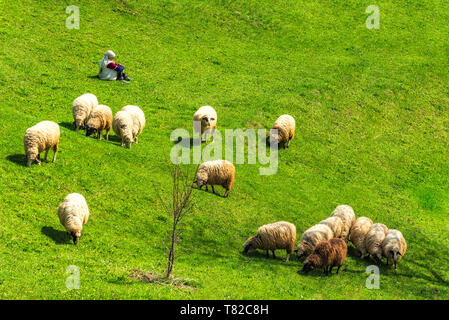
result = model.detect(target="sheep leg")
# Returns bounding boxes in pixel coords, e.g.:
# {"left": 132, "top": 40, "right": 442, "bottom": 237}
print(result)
{"left": 135, "top": 135, "right": 138, "bottom": 144}
{"left": 329, "top": 266, "right": 334, "bottom": 275}
{"left": 266, "top": 250, "right": 269, "bottom": 258}
{"left": 52, "top": 144, "right": 58, "bottom": 163}
{"left": 205, "top": 184, "right": 208, "bottom": 192}
{"left": 287, "top": 139, "right": 291, "bottom": 148}
{"left": 105, "top": 130, "right": 109, "bottom": 141}
{"left": 336, "top": 266, "right": 341, "bottom": 274}
{"left": 211, "top": 185, "right": 216, "bottom": 194}
{"left": 97, "top": 131, "right": 101, "bottom": 140}
{"left": 285, "top": 253, "right": 290, "bottom": 262}
{"left": 44, "top": 149, "right": 49, "bottom": 162}
{"left": 272, "top": 250, "right": 276, "bottom": 259}
{"left": 224, "top": 190, "right": 229, "bottom": 198}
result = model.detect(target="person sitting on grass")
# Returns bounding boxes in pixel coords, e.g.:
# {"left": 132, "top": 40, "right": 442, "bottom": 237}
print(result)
{"left": 98, "top": 50, "right": 133, "bottom": 83}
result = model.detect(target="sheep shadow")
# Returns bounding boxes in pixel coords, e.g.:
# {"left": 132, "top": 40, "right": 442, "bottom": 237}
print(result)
{"left": 41, "top": 226, "right": 71, "bottom": 245}
{"left": 173, "top": 137, "right": 208, "bottom": 149}
{"left": 240, "top": 250, "right": 294, "bottom": 264}
{"left": 59, "top": 121, "right": 76, "bottom": 131}
{"left": 6, "top": 154, "right": 27, "bottom": 167}
{"left": 191, "top": 185, "right": 227, "bottom": 198}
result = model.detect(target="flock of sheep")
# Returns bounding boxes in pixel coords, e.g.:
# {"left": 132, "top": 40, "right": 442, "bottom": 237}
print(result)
{"left": 243, "top": 205, "right": 407, "bottom": 274}
{"left": 23, "top": 91, "right": 406, "bottom": 277}
{"left": 23, "top": 92, "right": 295, "bottom": 245}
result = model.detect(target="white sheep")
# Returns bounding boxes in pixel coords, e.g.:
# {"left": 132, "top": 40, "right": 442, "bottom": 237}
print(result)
{"left": 72, "top": 93, "right": 98, "bottom": 131}
{"left": 269, "top": 114, "right": 295, "bottom": 148}
{"left": 243, "top": 221, "right": 296, "bottom": 261}
{"left": 193, "top": 106, "right": 217, "bottom": 143}
{"left": 382, "top": 229, "right": 407, "bottom": 270}
{"left": 318, "top": 216, "right": 344, "bottom": 239}
{"left": 330, "top": 205, "right": 356, "bottom": 240}
{"left": 57, "top": 193, "right": 90, "bottom": 245}
{"left": 194, "top": 159, "right": 235, "bottom": 198}
{"left": 296, "top": 224, "right": 334, "bottom": 258}
{"left": 365, "top": 223, "right": 389, "bottom": 263}
{"left": 85, "top": 104, "right": 113, "bottom": 140}
{"left": 23, "top": 121, "right": 60, "bottom": 166}
{"left": 348, "top": 217, "right": 373, "bottom": 258}
{"left": 112, "top": 105, "right": 145, "bottom": 148}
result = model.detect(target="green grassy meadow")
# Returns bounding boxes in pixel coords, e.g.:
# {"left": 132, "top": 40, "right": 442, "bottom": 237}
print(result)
{"left": 1, "top": 0, "right": 449, "bottom": 299}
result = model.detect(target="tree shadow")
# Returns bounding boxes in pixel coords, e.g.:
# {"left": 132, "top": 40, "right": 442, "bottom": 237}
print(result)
{"left": 6, "top": 154, "right": 27, "bottom": 167}
{"left": 41, "top": 226, "right": 71, "bottom": 245}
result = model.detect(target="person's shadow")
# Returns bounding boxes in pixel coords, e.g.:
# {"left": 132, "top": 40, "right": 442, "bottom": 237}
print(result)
{"left": 87, "top": 75, "right": 99, "bottom": 80}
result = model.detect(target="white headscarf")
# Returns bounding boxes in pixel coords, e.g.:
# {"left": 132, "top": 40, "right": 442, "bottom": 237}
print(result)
{"left": 98, "top": 50, "right": 116, "bottom": 73}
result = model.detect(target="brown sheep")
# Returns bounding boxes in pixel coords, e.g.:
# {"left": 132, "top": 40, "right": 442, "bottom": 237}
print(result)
{"left": 85, "top": 104, "right": 113, "bottom": 140}
{"left": 300, "top": 238, "right": 347, "bottom": 275}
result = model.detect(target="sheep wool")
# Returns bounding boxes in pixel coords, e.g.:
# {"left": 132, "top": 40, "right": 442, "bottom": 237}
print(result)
{"left": 243, "top": 221, "right": 296, "bottom": 261}
{"left": 85, "top": 104, "right": 113, "bottom": 140}
{"left": 348, "top": 217, "right": 373, "bottom": 258}
{"left": 301, "top": 238, "right": 347, "bottom": 275}
{"left": 382, "top": 229, "right": 407, "bottom": 270}
{"left": 72, "top": 93, "right": 98, "bottom": 131}
{"left": 318, "top": 216, "right": 344, "bottom": 239}
{"left": 195, "top": 159, "right": 235, "bottom": 198}
{"left": 365, "top": 223, "right": 389, "bottom": 262}
{"left": 121, "top": 105, "right": 146, "bottom": 143}
{"left": 112, "top": 106, "right": 145, "bottom": 148}
{"left": 270, "top": 114, "right": 295, "bottom": 148}
{"left": 330, "top": 205, "right": 356, "bottom": 239}
{"left": 193, "top": 106, "right": 217, "bottom": 142}
{"left": 23, "top": 121, "right": 60, "bottom": 166}
{"left": 57, "top": 193, "right": 90, "bottom": 245}
{"left": 296, "top": 224, "right": 333, "bottom": 258}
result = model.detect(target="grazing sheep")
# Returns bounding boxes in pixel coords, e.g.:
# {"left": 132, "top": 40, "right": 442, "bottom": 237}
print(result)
{"left": 193, "top": 105, "right": 217, "bottom": 143}
{"left": 348, "top": 217, "right": 373, "bottom": 258}
{"left": 243, "top": 221, "right": 296, "bottom": 261}
{"left": 365, "top": 223, "right": 389, "bottom": 263}
{"left": 112, "top": 105, "right": 145, "bottom": 148}
{"left": 23, "top": 121, "right": 60, "bottom": 166}
{"left": 194, "top": 160, "right": 235, "bottom": 198}
{"left": 269, "top": 114, "right": 295, "bottom": 149}
{"left": 319, "top": 216, "right": 344, "bottom": 239}
{"left": 72, "top": 93, "right": 98, "bottom": 131}
{"left": 330, "top": 205, "right": 356, "bottom": 239}
{"left": 382, "top": 229, "right": 407, "bottom": 270}
{"left": 300, "top": 238, "right": 347, "bottom": 275}
{"left": 85, "top": 104, "right": 113, "bottom": 140}
{"left": 57, "top": 193, "right": 90, "bottom": 245}
{"left": 296, "top": 224, "right": 333, "bottom": 258}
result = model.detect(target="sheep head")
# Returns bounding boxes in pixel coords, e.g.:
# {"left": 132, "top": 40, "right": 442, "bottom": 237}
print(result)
{"left": 26, "top": 148, "right": 40, "bottom": 166}
{"left": 243, "top": 237, "right": 256, "bottom": 253}
{"left": 388, "top": 246, "right": 402, "bottom": 261}
{"left": 300, "top": 254, "right": 320, "bottom": 274}
{"left": 70, "top": 231, "right": 81, "bottom": 245}
{"left": 195, "top": 169, "right": 208, "bottom": 188}
{"left": 120, "top": 124, "right": 133, "bottom": 148}
{"left": 85, "top": 125, "right": 97, "bottom": 137}
{"left": 201, "top": 116, "right": 211, "bottom": 127}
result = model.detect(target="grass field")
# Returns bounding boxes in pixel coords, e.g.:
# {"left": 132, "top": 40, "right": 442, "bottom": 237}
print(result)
{"left": 1, "top": 0, "right": 449, "bottom": 300}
